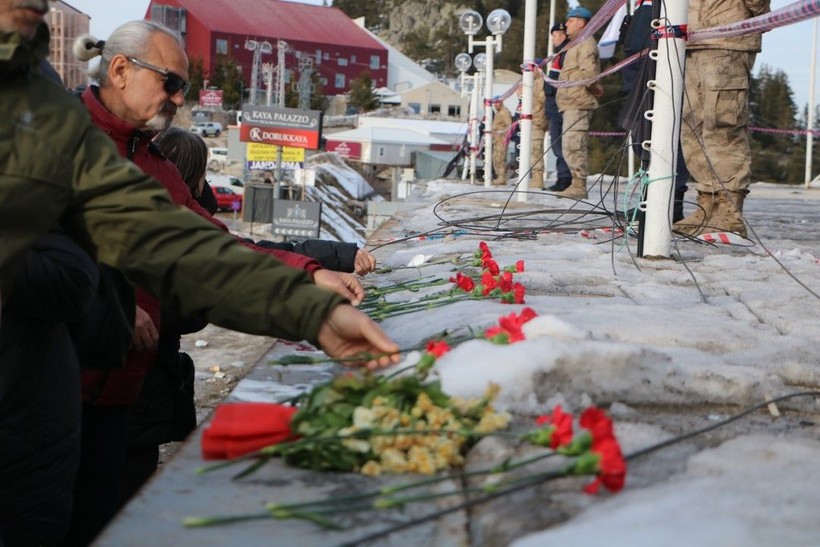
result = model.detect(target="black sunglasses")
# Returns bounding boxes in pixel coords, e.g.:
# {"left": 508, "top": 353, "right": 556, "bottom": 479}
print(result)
{"left": 127, "top": 57, "right": 191, "bottom": 97}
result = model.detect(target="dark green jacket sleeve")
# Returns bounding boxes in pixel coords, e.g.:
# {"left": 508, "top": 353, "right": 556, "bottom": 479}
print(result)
{"left": 0, "top": 70, "right": 344, "bottom": 345}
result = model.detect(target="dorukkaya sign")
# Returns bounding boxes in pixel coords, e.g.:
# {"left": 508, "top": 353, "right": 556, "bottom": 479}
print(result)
{"left": 239, "top": 104, "right": 323, "bottom": 149}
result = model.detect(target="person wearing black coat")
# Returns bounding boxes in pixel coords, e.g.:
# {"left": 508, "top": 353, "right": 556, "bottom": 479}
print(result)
{"left": 0, "top": 229, "right": 99, "bottom": 546}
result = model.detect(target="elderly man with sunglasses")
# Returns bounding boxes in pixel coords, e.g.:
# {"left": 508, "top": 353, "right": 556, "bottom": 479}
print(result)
{"left": 0, "top": 3, "right": 400, "bottom": 545}
{"left": 64, "top": 19, "right": 377, "bottom": 545}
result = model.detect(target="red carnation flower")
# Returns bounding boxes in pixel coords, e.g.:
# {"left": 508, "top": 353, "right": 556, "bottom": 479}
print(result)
{"left": 532, "top": 405, "right": 574, "bottom": 449}
{"left": 515, "top": 260, "right": 525, "bottom": 272}
{"left": 497, "top": 271, "right": 514, "bottom": 293}
{"left": 483, "top": 258, "right": 500, "bottom": 276}
{"left": 425, "top": 339, "right": 451, "bottom": 358}
{"left": 582, "top": 436, "right": 627, "bottom": 494}
{"left": 449, "top": 272, "right": 475, "bottom": 292}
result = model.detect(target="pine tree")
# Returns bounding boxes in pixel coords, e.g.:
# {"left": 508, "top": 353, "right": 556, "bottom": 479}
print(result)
{"left": 186, "top": 56, "right": 207, "bottom": 104}
{"left": 347, "top": 71, "right": 380, "bottom": 113}
{"left": 749, "top": 65, "right": 799, "bottom": 183}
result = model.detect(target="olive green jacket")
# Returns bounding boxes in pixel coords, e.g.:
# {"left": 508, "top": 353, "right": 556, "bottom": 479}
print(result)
{"left": 0, "top": 27, "right": 344, "bottom": 344}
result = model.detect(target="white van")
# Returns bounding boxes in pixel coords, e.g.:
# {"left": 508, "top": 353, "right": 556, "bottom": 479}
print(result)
{"left": 207, "top": 147, "right": 228, "bottom": 170}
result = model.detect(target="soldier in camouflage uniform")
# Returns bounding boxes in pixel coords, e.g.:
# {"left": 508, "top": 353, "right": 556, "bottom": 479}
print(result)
{"left": 527, "top": 73, "right": 549, "bottom": 188}
{"left": 676, "top": 0, "right": 771, "bottom": 237}
{"left": 555, "top": 7, "right": 602, "bottom": 200}
{"left": 491, "top": 98, "right": 513, "bottom": 185}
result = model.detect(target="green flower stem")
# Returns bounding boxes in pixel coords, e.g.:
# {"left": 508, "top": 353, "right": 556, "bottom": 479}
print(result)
{"left": 362, "top": 277, "right": 449, "bottom": 299}
{"left": 183, "top": 512, "right": 271, "bottom": 527}
{"left": 370, "top": 296, "right": 478, "bottom": 321}
{"left": 187, "top": 451, "right": 571, "bottom": 529}
{"left": 359, "top": 289, "right": 461, "bottom": 314}
{"left": 257, "top": 450, "right": 561, "bottom": 516}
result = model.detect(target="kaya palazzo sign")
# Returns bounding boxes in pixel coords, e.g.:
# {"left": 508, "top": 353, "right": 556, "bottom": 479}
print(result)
{"left": 240, "top": 104, "right": 323, "bottom": 149}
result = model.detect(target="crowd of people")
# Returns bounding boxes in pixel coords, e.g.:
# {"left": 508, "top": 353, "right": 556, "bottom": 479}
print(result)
{"left": 0, "top": 0, "right": 769, "bottom": 545}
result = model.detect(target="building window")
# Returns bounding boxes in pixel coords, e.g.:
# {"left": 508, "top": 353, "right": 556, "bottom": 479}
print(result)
{"left": 324, "top": 52, "right": 330, "bottom": 60}
{"left": 320, "top": 77, "right": 328, "bottom": 86}
{"left": 350, "top": 54, "right": 357, "bottom": 63}
{"left": 337, "top": 58, "right": 348, "bottom": 67}
{"left": 448, "top": 105, "right": 461, "bottom": 117}
{"left": 335, "top": 74, "right": 345, "bottom": 88}
{"left": 315, "top": 49, "right": 322, "bottom": 64}
{"left": 408, "top": 103, "right": 421, "bottom": 114}
{"left": 370, "top": 55, "right": 380, "bottom": 69}
{"left": 150, "top": 5, "right": 186, "bottom": 33}
{"left": 215, "top": 38, "right": 227, "bottom": 55}
{"left": 429, "top": 104, "right": 441, "bottom": 115}
{"left": 378, "top": 146, "right": 386, "bottom": 158}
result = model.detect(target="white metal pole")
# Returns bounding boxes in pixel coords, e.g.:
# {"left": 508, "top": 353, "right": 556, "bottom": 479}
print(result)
{"left": 517, "top": 0, "right": 537, "bottom": 202}
{"left": 469, "top": 74, "right": 480, "bottom": 183}
{"left": 627, "top": 0, "right": 638, "bottom": 181}
{"left": 547, "top": 0, "right": 556, "bottom": 56}
{"left": 642, "top": 2, "right": 688, "bottom": 257}
{"left": 806, "top": 17, "right": 817, "bottom": 188}
{"left": 484, "top": 36, "right": 495, "bottom": 188}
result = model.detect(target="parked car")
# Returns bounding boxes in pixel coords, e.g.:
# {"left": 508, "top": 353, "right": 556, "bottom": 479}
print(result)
{"left": 208, "top": 174, "right": 244, "bottom": 194}
{"left": 208, "top": 147, "right": 228, "bottom": 170}
{"left": 211, "top": 185, "right": 243, "bottom": 212}
{"left": 190, "top": 121, "right": 223, "bottom": 137}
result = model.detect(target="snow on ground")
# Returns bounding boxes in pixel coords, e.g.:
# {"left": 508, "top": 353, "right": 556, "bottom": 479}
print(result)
{"left": 360, "top": 177, "right": 820, "bottom": 545}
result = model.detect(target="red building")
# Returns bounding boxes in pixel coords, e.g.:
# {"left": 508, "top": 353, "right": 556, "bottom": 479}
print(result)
{"left": 145, "top": 0, "right": 387, "bottom": 95}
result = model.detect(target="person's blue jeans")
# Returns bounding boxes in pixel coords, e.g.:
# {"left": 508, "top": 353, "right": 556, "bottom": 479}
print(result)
{"left": 546, "top": 94, "right": 571, "bottom": 181}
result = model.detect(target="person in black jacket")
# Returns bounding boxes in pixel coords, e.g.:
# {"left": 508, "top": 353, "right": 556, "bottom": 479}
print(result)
{"left": 0, "top": 229, "right": 99, "bottom": 546}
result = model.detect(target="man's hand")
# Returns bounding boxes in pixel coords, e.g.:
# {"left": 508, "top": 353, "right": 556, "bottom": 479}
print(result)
{"left": 354, "top": 249, "right": 377, "bottom": 276}
{"left": 131, "top": 306, "right": 158, "bottom": 351}
{"left": 316, "top": 304, "right": 401, "bottom": 370}
{"left": 313, "top": 269, "right": 365, "bottom": 306}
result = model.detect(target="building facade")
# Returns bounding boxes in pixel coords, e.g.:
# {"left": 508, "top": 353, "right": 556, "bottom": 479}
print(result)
{"left": 47, "top": 1, "right": 90, "bottom": 89}
{"left": 146, "top": 0, "right": 388, "bottom": 98}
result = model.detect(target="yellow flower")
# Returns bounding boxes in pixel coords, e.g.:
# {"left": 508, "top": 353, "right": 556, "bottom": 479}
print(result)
{"left": 360, "top": 460, "right": 382, "bottom": 476}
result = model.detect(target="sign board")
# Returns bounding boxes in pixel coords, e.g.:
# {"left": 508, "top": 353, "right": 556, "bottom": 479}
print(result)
{"left": 246, "top": 161, "right": 305, "bottom": 171}
{"left": 271, "top": 199, "right": 321, "bottom": 238}
{"left": 240, "top": 104, "right": 323, "bottom": 149}
{"left": 199, "top": 89, "right": 223, "bottom": 108}
{"left": 293, "top": 168, "right": 316, "bottom": 187}
{"left": 325, "top": 140, "right": 362, "bottom": 160}
{"left": 246, "top": 143, "right": 305, "bottom": 162}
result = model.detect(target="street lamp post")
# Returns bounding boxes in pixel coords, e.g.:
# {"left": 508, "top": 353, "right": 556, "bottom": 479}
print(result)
{"left": 460, "top": 9, "right": 511, "bottom": 188}
{"left": 455, "top": 52, "right": 483, "bottom": 184}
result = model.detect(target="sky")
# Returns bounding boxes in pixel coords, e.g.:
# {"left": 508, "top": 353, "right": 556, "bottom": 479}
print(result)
{"left": 65, "top": 0, "right": 819, "bottom": 118}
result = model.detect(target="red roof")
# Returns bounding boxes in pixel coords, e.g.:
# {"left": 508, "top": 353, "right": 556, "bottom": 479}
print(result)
{"left": 168, "top": 0, "right": 384, "bottom": 50}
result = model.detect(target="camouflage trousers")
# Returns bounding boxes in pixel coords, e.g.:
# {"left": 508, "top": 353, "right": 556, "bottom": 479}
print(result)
{"left": 530, "top": 127, "right": 546, "bottom": 186}
{"left": 492, "top": 138, "right": 507, "bottom": 181}
{"left": 681, "top": 49, "right": 755, "bottom": 194}
{"left": 561, "top": 110, "right": 591, "bottom": 185}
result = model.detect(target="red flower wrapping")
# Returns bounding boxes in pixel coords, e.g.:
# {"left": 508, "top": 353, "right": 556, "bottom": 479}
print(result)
{"left": 201, "top": 403, "right": 298, "bottom": 460}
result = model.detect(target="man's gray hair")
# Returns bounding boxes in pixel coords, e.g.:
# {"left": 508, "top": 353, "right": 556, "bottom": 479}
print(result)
{"left": 76, "top": 20, "right": 184, "bottom": 85}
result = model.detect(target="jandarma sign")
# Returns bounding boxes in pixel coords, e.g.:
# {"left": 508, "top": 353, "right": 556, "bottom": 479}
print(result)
{"left": 240, "top": 104, "right": 323, "bottom": 149}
